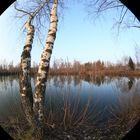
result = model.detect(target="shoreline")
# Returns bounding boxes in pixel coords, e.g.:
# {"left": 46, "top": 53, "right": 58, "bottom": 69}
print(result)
{"left": 1, "top": 69, "right": 140, "bottom": 77}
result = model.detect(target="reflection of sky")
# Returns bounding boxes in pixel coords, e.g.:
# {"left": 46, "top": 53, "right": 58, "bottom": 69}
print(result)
{"left": 46, "top": 76, "right": 140, "bottom": 121}
{"left": 0, "top": 76, "right": 140, "bottom": 121}
{"left": 0, "top": 77, "right": 22, "bottom": 120}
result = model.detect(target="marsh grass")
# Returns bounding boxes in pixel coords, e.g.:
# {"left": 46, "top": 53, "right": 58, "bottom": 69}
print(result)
{"left": 106, "top": 89, "right": 140, "bottom": 139}
{"left": 38, "top": 76, "right": 140, "bottom": 139}
{"left": 43, "top": 79, "right": 104, "bottom": 139}
{"left": 45, "top": 87, "right": 99, "bottom": 129}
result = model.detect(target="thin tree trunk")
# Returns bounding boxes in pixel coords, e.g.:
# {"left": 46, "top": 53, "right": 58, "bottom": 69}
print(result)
{"left": 33, "top": 0, "right": 58, "bottom": 123}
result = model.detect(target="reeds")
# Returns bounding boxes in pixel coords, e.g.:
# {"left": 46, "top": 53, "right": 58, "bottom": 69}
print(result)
{"left": 45, "top": 84, "right": 100, "bottom": 131}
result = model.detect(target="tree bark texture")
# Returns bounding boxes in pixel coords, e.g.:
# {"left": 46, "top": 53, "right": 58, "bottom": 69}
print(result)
{"left": 20, "top": 16, "right": 34, "bottom": 97}
{"left": 21, "top": 93, "right": 33, "bottom": 125}
{"left": 20, "top": 93, "right": 44, "bottom": 140}
{"left": 33, "top": 0, "right": 58, "bottom": 112}
{"left": 27, "top": 0, "right": 58, "bottom": 133}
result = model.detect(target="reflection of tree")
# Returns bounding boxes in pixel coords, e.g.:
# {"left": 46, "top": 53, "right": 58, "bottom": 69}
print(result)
{"left": 95, "top": 76, "right": 103, "bottom": 86}
{"left": 73, "top": 75, "right": 81, "bottom": 86}
{"left": 100, "top": 75, "right": 105, "bottom": 85}
{"left": 0, "top": 76, "right": 19, "bottom": 90}
{"left": 128, "top": 77, "right": 134, "bottom": 90}
{"left": 132, "top": 79, "right": 140, "bottom": 96}
{"left": 83, "top": 75, "right": 105, "bottom": 86}
{"left": 53, "top": 76, "right": 60, "bottom": 88}
{"left": 115, "top": 77, "right": 133, "bottom": 93}
{"left": 84, "top": 75, "right": 91, "bottom": 83}
{"left": 108, "top": 83, "right": 140, "bottom": 138}
{"left": 105, "top": 76, "right": 114, "bottom": 85}
{"left": 9, "top": 76, "right": 14, "bottom": 87}
{"left": 59, "top": 76, "right": 66, "bottom": 88}
{"left": 67, "top": 75, "right": 72, "bottom": 85}
{"left": 0, "top": 76, "right": 8, "bottom": 90}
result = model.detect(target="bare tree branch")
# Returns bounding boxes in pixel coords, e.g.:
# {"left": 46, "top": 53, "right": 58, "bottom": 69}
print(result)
{"left": 14, "top": 2, "right": 32, "bottom": 16}
{"left": 119, "top": 8, "right": 128, "bottom": 24}
{"left": 85, "top": 0, "right": 139, "bottom": 31}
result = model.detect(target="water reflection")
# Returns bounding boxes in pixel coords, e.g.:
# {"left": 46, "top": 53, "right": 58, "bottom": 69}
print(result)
{"left": 0, "top": 76, "right": 140, "bottom": 139}
{"left": 73, "top": 75, "right": 81, "bottom": 86}
{"left": 83, "top": 75, "right": 115, "bottom": 86}
{"left": 128, "top": 77, "right": 134, "bottom": 90}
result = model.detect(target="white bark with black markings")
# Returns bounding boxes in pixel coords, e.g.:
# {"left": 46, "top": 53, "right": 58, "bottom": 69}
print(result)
{"left": 33, "top": 0, "right": 58, "bottom": 125}
{"left": 20, "top": 16, "right": 34, "bottom": 97}
{"left": 34, "top": 0, "right": 58, "bottom": 100}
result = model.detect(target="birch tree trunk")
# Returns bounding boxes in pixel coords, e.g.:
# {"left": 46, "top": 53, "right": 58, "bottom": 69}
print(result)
{"left": 19, "top": 15, "right": 45, "bottom": 140}
{"left": 19, "top": 0, "right": 48, "bottom": 98}
{"left": 20, "top": 16, "right": 34, "bottom": 97}
{"left": 33, "top": 0, "right": 58, "bottom": 122}
{"left": 20, "top": 93, "right": 45, "bottom": 140}
{"left": 19, "top": 17, "right": 35, "bottom": 133}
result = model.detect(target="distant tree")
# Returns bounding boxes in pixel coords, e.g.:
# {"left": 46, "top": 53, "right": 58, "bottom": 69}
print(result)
{"left": 73, "top": 60, "right": 81, "bottom": 72}
{"left": 121, "top": 56, "right": 129, "bottom": 66}
{"left": 96, "top": 60, "right": 102, "bottom": 70}
{"left": 84, "top": 62, "right": 92, "bottom": 71}
{"left": 128, "top": 57, "right": 135, "bottom": 70}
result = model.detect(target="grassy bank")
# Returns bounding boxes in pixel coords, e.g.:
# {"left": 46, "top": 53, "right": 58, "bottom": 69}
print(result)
{"left": 1, "top": 69, "right": 140, "bottom": 77}
{"left": 1, "top": 89, "right": 140, "bottom": 140}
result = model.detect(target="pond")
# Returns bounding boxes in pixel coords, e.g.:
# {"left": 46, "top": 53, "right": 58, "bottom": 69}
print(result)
{"left": 0, "top": 75, "right": 140, "bottom": 139}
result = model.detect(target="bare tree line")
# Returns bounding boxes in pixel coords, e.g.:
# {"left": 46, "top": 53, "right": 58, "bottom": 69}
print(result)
{"left": 0, "top": 55, "right": 140, "bottom": 76}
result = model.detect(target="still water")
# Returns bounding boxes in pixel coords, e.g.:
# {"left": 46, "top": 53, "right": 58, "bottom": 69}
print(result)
{"left": 0, "top": 75, "right": 140, "bottom": 139}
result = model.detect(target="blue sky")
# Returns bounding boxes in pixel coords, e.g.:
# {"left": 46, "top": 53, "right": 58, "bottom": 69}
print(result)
{"left": 0, "top": 2, "right": 139, "bottom": 66}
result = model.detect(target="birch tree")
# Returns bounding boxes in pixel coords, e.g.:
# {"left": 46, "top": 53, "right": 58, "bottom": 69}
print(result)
{"left": 33, "top": 0, "right": 59, "bottom": 125}
{"left": 15, "top": 0, "right": 50, "bottom": 98}
{"left": 14, "top": 0, "right": 60, "bottom": 138}
{"left": 15, "top": 0, "right": 62, "bottom": 101}
{"left": 14, "top": 1, "right": 52, "bottom": 139}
